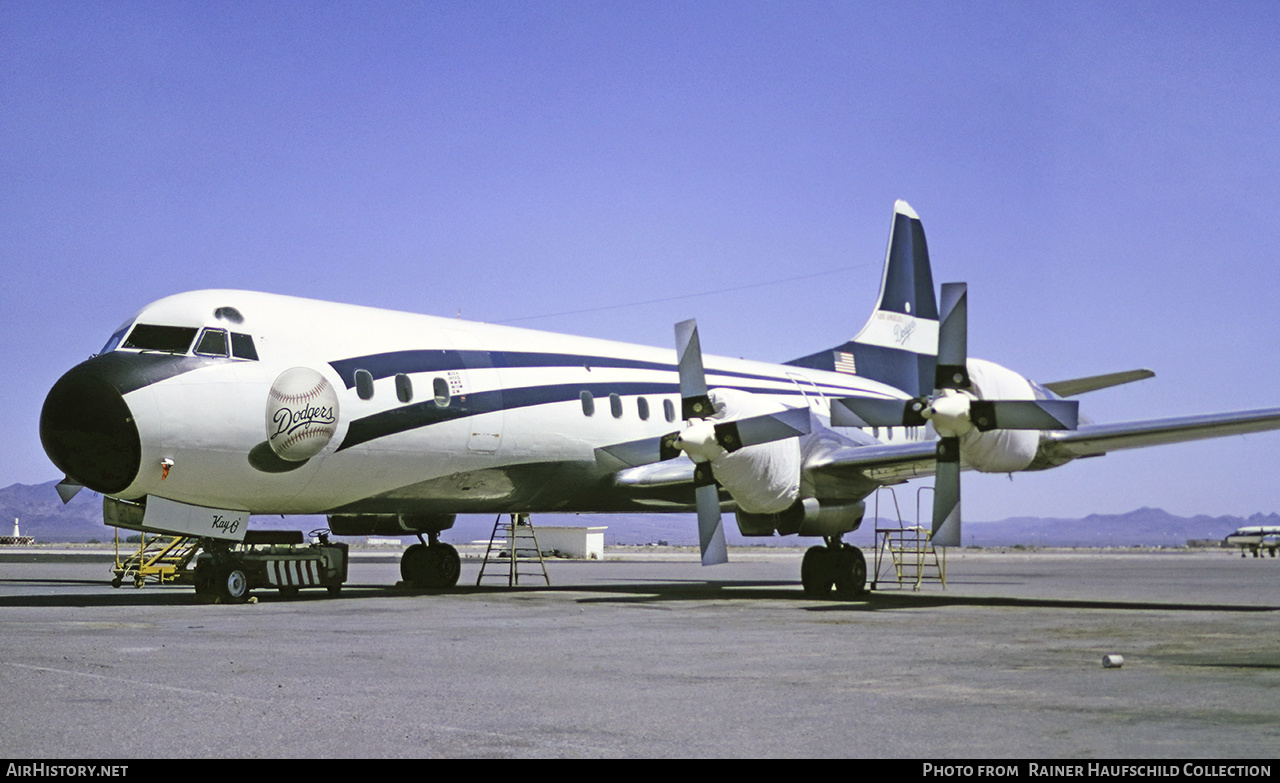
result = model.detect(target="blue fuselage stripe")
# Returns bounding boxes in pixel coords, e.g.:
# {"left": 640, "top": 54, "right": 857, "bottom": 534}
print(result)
{"left": 329, "top": 349, "right": 858, "bottom": 394}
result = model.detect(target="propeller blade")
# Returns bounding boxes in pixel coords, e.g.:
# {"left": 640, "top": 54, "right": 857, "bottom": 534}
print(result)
{"left": 55, "top": 477, "right": 83, "bottom": 504}
{"left": 935, "top": 282, "right": 969, "bottom": 390}
{"left": 714, "top": 406, "right": 811, "bottom": 452}
{"left": 675, "top": 319, "right": 713, "bottom": 419}
{"left": 970, "top": 399, "right": 1080, "bottom": 432}
{"left": 695, "top": 479, "right": 728, "bottom": 566}
{"left": 830, "top": 397, "right": 928, "bottom": 428}
{"left": 595, "top": 431, "right": 681, "bottom": 469}
{"left": 931, "top": 437, "right": 962, "bottom": 547}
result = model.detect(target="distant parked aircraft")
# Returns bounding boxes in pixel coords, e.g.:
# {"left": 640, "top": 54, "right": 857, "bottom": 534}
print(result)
{"left": 1224, "top": 526, "right": 1280, "bottom": 558}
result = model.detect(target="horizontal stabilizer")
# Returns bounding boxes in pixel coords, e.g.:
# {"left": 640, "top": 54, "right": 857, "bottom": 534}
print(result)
{"left": 1042, "top": 369, "right": 1154, "bottom": 397}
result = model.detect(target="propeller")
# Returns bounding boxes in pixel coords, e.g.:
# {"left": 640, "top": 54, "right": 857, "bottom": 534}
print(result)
{"left": 594, "top": 319, "right": 810, "bottom": 565}
{"left": 831, "top": 283, "right": 1079, "bottom": 547}
{"left": 675, "top": 319, "right": 729, "bottom": 566}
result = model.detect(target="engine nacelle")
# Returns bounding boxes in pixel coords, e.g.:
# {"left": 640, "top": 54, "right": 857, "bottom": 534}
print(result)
{"left": 705, "top": 388, "right": 803, "bottom": 514}
{"left": 960, "top": 359, "right": 1040, "bottom": 473}
{"left": 735, "top": 498, "right": 866, "bottom": 538}
{"left": 327, "top": 513, "right": 456, "bottom": 537}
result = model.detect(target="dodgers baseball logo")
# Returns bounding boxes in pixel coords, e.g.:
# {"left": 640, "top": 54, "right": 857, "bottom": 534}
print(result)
{"left": 266, "top": 367, "right": 340, "bottom": 461}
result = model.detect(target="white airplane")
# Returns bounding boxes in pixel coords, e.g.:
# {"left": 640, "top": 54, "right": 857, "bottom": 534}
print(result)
{"left": 39, "top": 201, "right": 1280, "bottom": 601}
{"left": 1224, "top": 526, "right": 1280, "bottom": 558}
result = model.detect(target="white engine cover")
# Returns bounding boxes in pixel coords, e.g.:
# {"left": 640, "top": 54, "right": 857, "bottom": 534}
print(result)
{"left": 960, "top": 359, "right": 1039, "bottom": 473}
{"left": 705, "top": 388, "right": 802, "bottom": 514}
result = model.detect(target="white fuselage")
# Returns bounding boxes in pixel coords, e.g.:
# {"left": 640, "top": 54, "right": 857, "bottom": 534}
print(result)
{"left": 98, "top": 290, "right": 914, "bottom": 515}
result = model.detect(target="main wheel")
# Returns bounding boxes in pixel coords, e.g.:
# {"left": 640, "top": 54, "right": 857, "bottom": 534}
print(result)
{"left": 833, "top": 546, "right": 868, "bottom": 597}
{"left": 801, "top": 546, "right": 835, "bottom": 597}
{"left": 401, "top": 543, "right": 429, "bottom": 585}
{"left": 424, "top": 544, "right": 461, "bottom": 588}
{"left": 401, "top": 543, "right": 461, "bottom": 588}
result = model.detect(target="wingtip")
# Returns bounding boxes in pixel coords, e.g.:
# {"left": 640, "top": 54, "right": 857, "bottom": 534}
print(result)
{"left": 894, "top": 199, "right": 919, "bottom": 220}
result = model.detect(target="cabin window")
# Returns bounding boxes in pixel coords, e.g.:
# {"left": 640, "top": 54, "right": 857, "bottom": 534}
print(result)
{"left": 433, "top": 377, "right": 450, "bottom": 407}
{"left": 194, "top": 328, "right": 230, "bottom": 357}
{"left": 663, "top": 399, "right": 676, "bottom": 422}
{"left": 637, "top": 397, "right": 650, "bottom": 421}
{"left": 123, "top": 324, "right": 199, "bottom": 354}
{"left": 355, "top": 369, "right": 374, "bottom": 400}
{"left": 395, "top": 374, "right": 413, "bottom": 403}
{"left": 580, "top": 391, "right": 595, "bottom": 416}
{"left": 230, "top": 332, "right": 258, "bottom": 360}
{"left": 609, "top": 393, "right": 623, "bottom": 418}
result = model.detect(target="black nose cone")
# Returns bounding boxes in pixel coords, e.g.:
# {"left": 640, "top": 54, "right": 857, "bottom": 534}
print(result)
{"left": 40, "top": 358, "right": 142, "bottom": 495}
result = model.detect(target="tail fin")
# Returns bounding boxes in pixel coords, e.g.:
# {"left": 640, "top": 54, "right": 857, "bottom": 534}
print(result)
{"left": 787, "top": 200, "right": 939, "bottom": 397}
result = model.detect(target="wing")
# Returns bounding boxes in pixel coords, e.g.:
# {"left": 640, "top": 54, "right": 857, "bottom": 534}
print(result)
{"left": 803, "top": 441, "right": 940, "bottom": 484}
{"left": 1036, "top": 407, "right": 1280, "bottom": 460}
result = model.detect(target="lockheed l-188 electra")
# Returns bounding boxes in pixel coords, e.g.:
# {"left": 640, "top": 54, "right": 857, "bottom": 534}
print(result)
{"left": 39, "top": 201, "right": 1280, "bottom": 601}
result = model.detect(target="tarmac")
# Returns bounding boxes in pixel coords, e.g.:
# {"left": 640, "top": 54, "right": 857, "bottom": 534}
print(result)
{"left": 1, "top": 546, "right": 1278, "bottom": 759}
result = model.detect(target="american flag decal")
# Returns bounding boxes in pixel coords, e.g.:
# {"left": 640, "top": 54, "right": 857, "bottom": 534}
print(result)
{"left": 833, "top": 351, "right": 857, "bottom": 374}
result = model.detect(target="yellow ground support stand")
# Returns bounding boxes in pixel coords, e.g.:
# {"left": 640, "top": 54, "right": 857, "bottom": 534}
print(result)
{"left": 869, "top": 487, "right": 946, "bottom": 590}
{"left": 112, "top": 530, "right": 200, "bottom": 588}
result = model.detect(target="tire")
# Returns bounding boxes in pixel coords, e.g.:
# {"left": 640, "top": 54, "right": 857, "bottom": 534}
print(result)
{"left": 401, "top": 543, "right": 428, "bottom": 585}
{"left": 402, "top": 543, "right": 461, "bottom": 588}
{"left": 219, "top": 565, "right": 251, "bottom": 604}
{"left": 428, "top": 544, "right": 461, "bottom": 588}
{"left": 193, "top": 563, "right": 215, "bottom": 601}
{"left": 833, "top": 546, "right": 868, "bottom": 597}
{"left": 801, "top": 546, "right": 834, "bottom": 597}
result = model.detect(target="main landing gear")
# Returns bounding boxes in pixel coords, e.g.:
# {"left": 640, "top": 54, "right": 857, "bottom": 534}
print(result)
{"left": 400, "top": 531, "right": 461, "bottom": 589}
{"left": 801, "top": 538, "right": 867, "bottom": 598}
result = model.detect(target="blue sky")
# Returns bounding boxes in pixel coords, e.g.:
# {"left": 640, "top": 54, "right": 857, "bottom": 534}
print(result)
{"left": 4, "top": 1, "right": 1279, "bottom": 522}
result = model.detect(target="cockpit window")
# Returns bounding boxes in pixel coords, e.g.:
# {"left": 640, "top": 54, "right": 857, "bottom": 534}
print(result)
{"left": 230, "top": 332, "right": 258, "bottom": 360}
{"left": 194, "top": 328, "right": 230, "bottom": 357}
{"left": 122, "top": 324, "right": 199, "bottom": 354}
{"left": 99, "top": 324, "right": 130, "bottom": 355}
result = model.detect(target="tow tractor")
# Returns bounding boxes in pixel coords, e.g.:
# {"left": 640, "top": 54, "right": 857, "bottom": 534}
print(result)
{"left": 193, "top": 528, "right": 349, "bottom": 603}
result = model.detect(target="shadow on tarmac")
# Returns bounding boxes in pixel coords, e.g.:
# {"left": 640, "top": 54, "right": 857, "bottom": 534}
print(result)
{"left": 0, "top": 576, "right": 1275, "bottom": 614}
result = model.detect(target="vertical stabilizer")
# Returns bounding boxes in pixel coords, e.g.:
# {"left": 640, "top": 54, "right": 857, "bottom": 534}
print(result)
{"left": 787, "top": 200, "right": 939, "bottom": 397}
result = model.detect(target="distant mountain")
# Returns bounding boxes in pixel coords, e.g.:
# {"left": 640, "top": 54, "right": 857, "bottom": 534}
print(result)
{"left": 1, "top": 480, "right": 1269, "bottom": 547}
{"left": 963, "top": 506, "right": 1276, "bottom": 548}
{"left": 0, "top": 481, "right": 109, "bottom": 542}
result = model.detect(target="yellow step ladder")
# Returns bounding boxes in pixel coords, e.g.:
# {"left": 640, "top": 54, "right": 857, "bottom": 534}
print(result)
{"left": 869, "top": 487, "right": 946, "bottom": 590}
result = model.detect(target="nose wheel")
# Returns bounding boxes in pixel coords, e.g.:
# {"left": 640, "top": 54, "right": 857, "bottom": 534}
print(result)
{"left": 801, "top": 541, "right": 867, "bottom": 598}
